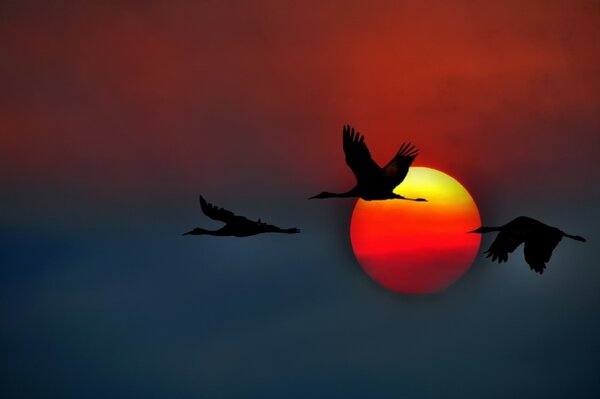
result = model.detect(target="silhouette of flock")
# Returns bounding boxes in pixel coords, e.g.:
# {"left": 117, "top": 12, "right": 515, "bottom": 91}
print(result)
{"left": 185, "top": 124, "right": 586, "bottom": 275}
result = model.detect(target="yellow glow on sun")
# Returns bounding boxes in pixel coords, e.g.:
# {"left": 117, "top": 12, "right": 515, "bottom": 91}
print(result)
{"left": 395, "top": 167, "right": 476, "bottom": 207}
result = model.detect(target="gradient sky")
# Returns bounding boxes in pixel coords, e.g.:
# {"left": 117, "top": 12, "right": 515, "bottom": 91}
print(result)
{"left": 1, "top": 1, "right": 600, "bottom": 398}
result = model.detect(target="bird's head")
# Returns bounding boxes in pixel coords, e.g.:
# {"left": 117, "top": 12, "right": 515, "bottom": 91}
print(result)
{"left": 468, "top": 226, "right": 493, "bottom": 234}
{"left": 182, "top": 228, "right": 210, "bottom": 236}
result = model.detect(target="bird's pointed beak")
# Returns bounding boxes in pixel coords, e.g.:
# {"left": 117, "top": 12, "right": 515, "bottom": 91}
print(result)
{"left": 182, "top": 230, "right": 193, "bottom": 236}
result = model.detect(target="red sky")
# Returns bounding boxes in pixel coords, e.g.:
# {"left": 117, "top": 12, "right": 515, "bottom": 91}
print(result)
{"left": 1, "top": 0, "right": 599, "bottom": 204}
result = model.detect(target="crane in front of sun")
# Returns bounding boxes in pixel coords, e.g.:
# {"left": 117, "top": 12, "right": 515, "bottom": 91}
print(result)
{"left": 310, "top": 125, "right": 427, "bottom": 201}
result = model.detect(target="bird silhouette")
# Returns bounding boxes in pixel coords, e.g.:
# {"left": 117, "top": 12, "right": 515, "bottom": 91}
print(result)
{"left": 183, "top": 196, "right": 300, "bottom": 237}
{"left": 469, "top": 216, "right": 586, "bottom": 274}
{"left": 310, "top": 125, "right": 427, "bottom": 201}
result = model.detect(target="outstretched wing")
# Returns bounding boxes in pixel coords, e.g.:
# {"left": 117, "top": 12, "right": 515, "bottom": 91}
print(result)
{"left": 199, "top": 196, "right": 249, "bottom": 224}
{"left": 523, "top": 232, "right": 562, "bottom": 274}
{"left": 382, "top": 142, "right": 419, "bottom": 190}
{"left": 343, "top": 125, "right": 382, "bottom": 185}
{"left": 484, "top": 229, "right": 526, "bottom": 263}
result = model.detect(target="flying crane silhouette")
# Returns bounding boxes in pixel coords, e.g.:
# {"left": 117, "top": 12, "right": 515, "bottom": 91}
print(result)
{"left": 310, "top": 125, "right": 427, "bottom": 201}
{"left": 469, "top": 216, "right": 586, "bottom": 274}
{"left": 183, "top": 196, "right": 300, "bottom": 237}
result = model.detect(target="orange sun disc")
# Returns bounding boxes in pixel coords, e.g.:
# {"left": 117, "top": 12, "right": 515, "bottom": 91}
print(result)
{"left": 350, "top": 167, "right": 481, "bottom": 294}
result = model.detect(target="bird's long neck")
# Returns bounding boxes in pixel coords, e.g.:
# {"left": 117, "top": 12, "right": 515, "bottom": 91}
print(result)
{"left": 310, "top": 187, "right": 358, "bottom": 199}
{"left": 562, "top": 232, "right": 586, "bottom": 242}
{"left": 183, "top": 227, "right": 222, "bottom": 236}
{"left": 469, "top": 226, "right": 502, "bottom": 234}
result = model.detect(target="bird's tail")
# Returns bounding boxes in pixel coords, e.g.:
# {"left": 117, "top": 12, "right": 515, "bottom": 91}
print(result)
{"left": 563, "top": 232, "right": 586, "bottom": 242}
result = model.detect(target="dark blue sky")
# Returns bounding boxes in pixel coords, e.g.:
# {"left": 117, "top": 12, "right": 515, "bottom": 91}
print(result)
{"left": 2, "top": 191, "right": 599, "bottom": 398}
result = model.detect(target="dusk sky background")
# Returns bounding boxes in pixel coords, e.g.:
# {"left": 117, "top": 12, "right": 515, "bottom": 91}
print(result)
{"left": 1, "top": 1, "right": 600, "bottom": 397}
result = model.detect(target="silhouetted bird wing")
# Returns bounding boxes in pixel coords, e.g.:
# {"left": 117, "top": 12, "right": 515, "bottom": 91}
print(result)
{"left": 484, "top": 229, "right": 526, "bottom": 263}
{"left": 343, "top": 125, "right": 382, "bottom": 186}
{"left": 382, "top": 142, "right": 418, "bottom": 190}
{"left": 199, "top": 196, "right": 250, "bottom": 224}
{"left": 523, "top": 232, "right": 562, "bottom": 274}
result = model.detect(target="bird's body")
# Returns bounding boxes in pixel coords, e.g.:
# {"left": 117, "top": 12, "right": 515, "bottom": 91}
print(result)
{"left": 183, "top": 196, "right": 300, "bottom": 237}
{"left": 470, "top": 216, "right": 586, "bottom": 274}
{"left": 311, "top": 125, "right": 427, "bottom": 201}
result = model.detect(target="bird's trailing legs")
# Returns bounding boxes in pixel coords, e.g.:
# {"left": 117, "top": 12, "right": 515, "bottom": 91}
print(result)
{"left": 395, "top": 194, "right": 428, "bottom": 202}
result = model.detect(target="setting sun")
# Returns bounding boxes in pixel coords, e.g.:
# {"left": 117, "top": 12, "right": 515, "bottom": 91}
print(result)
{"left": 350, "top": 167, "right": 481, "bottom": 294}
